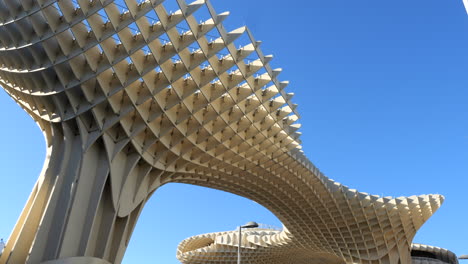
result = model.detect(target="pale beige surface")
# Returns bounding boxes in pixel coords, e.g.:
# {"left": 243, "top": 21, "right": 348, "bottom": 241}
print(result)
{"left": 411, "top": 244, "right": 458, "bottom": 264}
{"left": 178, "top": 230, "right": 458, "bottom": 264}
{"left": 0, "top": 0, "right": 443, "bottom": 263}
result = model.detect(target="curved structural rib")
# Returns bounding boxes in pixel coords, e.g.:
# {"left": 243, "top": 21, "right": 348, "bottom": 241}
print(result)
{"left": 0, "top": 0, "right": 442, "bottom": 263}
{"left": 178, "top": 230, "right": 457, "bottom": 264}
{"left": 411, "top": 244, "right": 459, "bottom": 264}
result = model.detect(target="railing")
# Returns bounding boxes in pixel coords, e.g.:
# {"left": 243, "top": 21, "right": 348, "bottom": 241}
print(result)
{"left": 235, "top": 223, "right": 283, "bottom": 232}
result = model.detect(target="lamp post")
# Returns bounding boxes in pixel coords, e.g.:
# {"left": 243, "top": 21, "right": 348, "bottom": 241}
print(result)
{"left": 459, "top": 255, "right": 468, "bottom": 260}
{"left": 0, "top": 238, "right": 4, "bottom": 257}
{"left": 238, "top": 221, "right": 259, "bottom": 264}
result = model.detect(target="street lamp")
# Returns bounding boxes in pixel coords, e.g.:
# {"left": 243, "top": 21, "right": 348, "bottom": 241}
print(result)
{"left": 238, "top": 221, "right": 259, "bottom": 264}
{"left": 459, "top": 255, "right": 468, "bottom": 260}
{"left": 0, "top": 238, "right": 5, "bottom": 257}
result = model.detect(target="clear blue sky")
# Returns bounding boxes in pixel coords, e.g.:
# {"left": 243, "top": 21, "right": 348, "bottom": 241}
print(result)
{"left": 0, "top": 0, "right": 467, "bottom": 263}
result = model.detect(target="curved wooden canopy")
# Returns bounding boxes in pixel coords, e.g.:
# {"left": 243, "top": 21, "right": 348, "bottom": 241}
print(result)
{"left": 0, "top": 0, "right": 443, "bottom": 263}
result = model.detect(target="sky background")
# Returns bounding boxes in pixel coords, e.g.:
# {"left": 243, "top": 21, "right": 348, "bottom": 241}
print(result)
{"left": 0, "top": 0, "right": 467, "bottom": 263}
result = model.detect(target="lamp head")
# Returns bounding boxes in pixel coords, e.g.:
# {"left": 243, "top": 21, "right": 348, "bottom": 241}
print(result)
{"left": 241, "top": 221, "right": 259, "bottom": 229}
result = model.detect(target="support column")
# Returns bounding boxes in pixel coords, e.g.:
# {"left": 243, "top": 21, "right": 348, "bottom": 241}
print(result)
{"left": 0, "top": 121, "right": 148, "bottom": 264}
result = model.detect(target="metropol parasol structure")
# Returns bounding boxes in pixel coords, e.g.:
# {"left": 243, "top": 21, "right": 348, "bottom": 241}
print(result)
{"left": 0, "top": 0, "right": 456, "bottom": 263}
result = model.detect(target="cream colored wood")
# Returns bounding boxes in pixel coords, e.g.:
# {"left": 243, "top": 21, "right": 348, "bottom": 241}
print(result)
{"left": 178, "top": 231, "right": 458, "bottom": 264}
{"left": 411, "top": 244, "right": 459, "bottom": 264}
{"left": 0, "top": 0, "right": 444, "bottom": 263}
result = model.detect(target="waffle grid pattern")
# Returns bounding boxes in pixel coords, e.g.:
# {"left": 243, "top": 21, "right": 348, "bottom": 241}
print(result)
{"left": 0, "top": 0, "right": 444, "bottom": 263}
